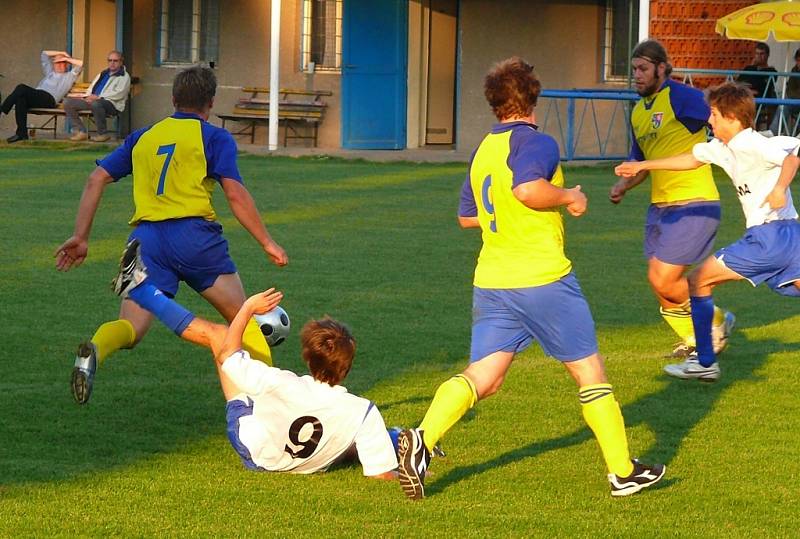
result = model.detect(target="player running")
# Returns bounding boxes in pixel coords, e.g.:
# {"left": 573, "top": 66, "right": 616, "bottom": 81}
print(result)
{"left": 55, "top": 66, "right": 287, "bottom": 404}
{"left": 616, "top": 82, "right": 800, "bottom": 381}
{"left": 396, "top": 57, "right": 665, "bottom": 500}
{"left": 112, "top": 239, "right": 398, "bottom": 477}
{"left": 610, "top": 39, "right": 734, "bottom": 360}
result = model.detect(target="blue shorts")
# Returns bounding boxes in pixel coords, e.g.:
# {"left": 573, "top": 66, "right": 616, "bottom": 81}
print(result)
{"left": 470, "top": 272, "right": 598, "bottom": 362}
{"left": 644, "top": 202, "right": 721, "bottom": 265}
{"left": 716, "top": 219, "right": 800, "bottom": 297}
{"left": 129, "top": 218, "right": 237, "bottom": 297}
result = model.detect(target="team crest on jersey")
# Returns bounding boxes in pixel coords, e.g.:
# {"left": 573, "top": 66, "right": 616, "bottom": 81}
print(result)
{"left": 651, "top": 112, "right": 663, "bottom": 129}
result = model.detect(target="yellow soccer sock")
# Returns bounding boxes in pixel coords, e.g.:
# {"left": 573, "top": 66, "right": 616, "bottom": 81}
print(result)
{"left": 419, "top": 374, "right": 478, "bottom": 452}
{"left": 242, "top": 318, "right": 272, "bottom": 366}
{"left": 712, "top": 305, "right": 725, "bottom": 326}
{"left": 91, "top": 319, "right": 136, "bottom": 365}
{"left": 579, "top": 384, "right": 634, "bottom": 478}
{"left": 660, "top": 300, "right": 695, "bottom": 346}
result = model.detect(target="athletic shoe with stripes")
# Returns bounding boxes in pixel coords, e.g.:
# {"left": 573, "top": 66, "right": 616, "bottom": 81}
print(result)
{"left": 397, "top": 428, "right": 431, "bottom": 500}
{"left": 112, "top": 239, "right": 148, "bottom": 297}
{"left": 608, "top": 458, "right": 666, "bottom": 496}
{"left": 71, "top": 341, "right": 97, "bottom": 405}
{"left": 664, "top": 353, "right": 721, "bottom": 382}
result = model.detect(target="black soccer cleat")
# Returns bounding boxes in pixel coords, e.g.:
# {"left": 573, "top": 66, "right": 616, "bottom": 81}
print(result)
{"left": 397, "top": 428, "right": 431, "bottom": 500}
{"left": 111, "top": 239, "right": 148, "bottom": 297}
{"left": 608, "top": 458, "right": 666, "bottom": 496}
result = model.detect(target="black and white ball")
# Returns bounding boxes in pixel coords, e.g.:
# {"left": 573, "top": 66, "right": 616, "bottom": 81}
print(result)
{"left": 254, "top": 306, "right": 291, "bottom": 347}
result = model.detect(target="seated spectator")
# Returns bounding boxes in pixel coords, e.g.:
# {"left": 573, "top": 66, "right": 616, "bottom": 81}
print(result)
{"left": 0, "top": 50, "right": 82, "bottom": 143}
{"left": 737, "top": 42, "right": 777, "bottom": 130}
{"left": 64, "top": 50, "right": 130, "bottom": 142}
{"left": 770, "top": 47, "right": 800, "bottom": 135}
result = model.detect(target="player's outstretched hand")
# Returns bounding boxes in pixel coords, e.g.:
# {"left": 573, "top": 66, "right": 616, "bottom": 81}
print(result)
{"left": 566, "top": 185, "right": 587, "bottom": 217}
{"left": 264, "top": 240, "right": 288, "bottom": 267}
{"left": 761, "top": 187, "right": 787, "bottom": 210}
{"left": 609, "top": 179, "right": 628, "bottom": 204}
{"left": 246, "top": 288, "right": 284, "bottom": 316}
{"left": 54, "top": 236, "right": 88, "bottom": 271}
{"left": 614, "top": 161, "right": 642, "bottom": 178}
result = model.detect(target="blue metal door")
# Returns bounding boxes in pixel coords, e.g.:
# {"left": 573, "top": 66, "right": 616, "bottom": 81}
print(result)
{"left": 341, "top": 0, "right": 407, "bottom": 149}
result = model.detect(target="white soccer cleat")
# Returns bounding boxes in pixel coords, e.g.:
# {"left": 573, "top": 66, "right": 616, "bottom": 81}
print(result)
{"left": 664, "top": 355, "right": 721, "bottom": 382}
{"left": 712, "top": 311, "right": 736, "bottom": 354}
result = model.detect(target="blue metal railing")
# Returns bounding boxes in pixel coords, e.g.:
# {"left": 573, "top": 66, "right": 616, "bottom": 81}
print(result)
{"left": 540, "top": 68, "right": 800, "bottom": 161}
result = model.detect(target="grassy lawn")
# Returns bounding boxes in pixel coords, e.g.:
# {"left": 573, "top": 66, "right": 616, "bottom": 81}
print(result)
{"left": 1, "top": 145, "right": 798, "bottom": 537}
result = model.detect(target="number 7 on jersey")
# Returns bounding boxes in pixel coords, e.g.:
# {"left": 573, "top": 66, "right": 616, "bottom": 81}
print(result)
{"left": 156, "top": 143, "right": 176, "bottom": 195}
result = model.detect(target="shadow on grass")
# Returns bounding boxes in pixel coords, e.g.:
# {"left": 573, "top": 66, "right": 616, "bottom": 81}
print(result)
{"left": 426, "top": 334, "right": 799, "bottom": 497}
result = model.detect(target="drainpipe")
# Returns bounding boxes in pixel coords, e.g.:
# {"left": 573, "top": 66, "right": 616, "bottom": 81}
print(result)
{"left": 638, "top": 0, "right": 649, "bottom": 42}
{"left": 269, "top": 0, "right": 281, "bottom": 150}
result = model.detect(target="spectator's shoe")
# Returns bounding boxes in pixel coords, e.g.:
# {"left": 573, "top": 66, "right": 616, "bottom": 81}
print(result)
{"left": 664, "top": 341, "right": 695, "bottom": 359}
{"left": 71, "top": 341, "right": 97, "bottom": 405}
{"left": 712, "top": 311, "right": 736, "bottom": 354}
{"left": 664, "top": 353, "right": 721, "bottom": 382}
{"left": 111, "top": 239, "right": 148, "bottom": 297}
{"left": 91, "top": 134, "right": 111, "bottom": 142}
{"left": 70, "top": 130, "right": 88, "bottom": 141}
{"left": 608, "top": 459, "right": 666, "bottom": 497}
{"left": 397, "top": 428, "right": 431, "bottom": 500}
{"left": 6, "top": 134, "right": 28, "bottom": 143}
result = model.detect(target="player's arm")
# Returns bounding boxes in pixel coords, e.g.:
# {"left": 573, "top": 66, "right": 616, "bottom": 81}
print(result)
{"left": 512, "top": 178, "right": 587, "bottom": 217}
{"left": 220, "top": 178, "right": 288, "bottom": 267}
{"left": 216, "top": 289, "right": 284, "bottom": 367}
{"left": 763, "top": 153, "right": 800, "bottom": 210}
{"left": 54, "top": 166, "right": 114, "bottom": 271}
{"left": 615, "top": 152, "right": 702, "bottom": 177}
{"left": 457, "top": 216, "right": 479, "bottom": 228}
{"left": 609, "top": 169, "right": 647, "bottom": 204}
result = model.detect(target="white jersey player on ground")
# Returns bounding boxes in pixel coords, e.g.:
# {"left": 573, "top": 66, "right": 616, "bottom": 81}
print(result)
{"left": 112, "top": 239, "right": 398, "bottom": 478}
{"left": 616, "top": 82, "right": 800, "bottom": 382}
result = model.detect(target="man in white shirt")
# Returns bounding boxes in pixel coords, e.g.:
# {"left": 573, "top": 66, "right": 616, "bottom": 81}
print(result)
{"left": 615, "top": 82, "right": 800, "bottom": 382}
{"left": 110, "top": 239, "right": 398, "bottom": 478}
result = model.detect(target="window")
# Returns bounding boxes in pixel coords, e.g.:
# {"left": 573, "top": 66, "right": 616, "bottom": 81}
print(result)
{"left": 158, "top": 0, "right": 220, "bottom": 65}
{"left": 603, "top": 0, "right": 639, "bottom": 81}
{"left": 301, "top": 0, "right": 342, "bottom": 73}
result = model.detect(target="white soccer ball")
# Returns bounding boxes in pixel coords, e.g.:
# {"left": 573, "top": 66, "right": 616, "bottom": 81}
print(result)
{"left": 254, "top": 306, "right": 291, "bottom": 347}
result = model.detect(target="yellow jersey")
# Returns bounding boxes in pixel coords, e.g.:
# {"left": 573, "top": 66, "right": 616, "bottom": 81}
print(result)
{"left": 459, "top": 121, "right": 572, "bottom": 289}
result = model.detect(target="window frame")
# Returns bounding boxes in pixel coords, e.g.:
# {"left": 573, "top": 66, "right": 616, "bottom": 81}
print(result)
{"left": 602, "top": 0, "right": 639, "bottom": 83}
{"left": 157, "top": 0, "right": 219, "bottom": 67}
{"left": 300, "top": 0, "right": 343, "bottom": 74}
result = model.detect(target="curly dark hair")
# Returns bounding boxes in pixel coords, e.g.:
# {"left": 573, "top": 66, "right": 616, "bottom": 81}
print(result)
{"left": 484, "top": 57, "right": 541, "bottom": 121}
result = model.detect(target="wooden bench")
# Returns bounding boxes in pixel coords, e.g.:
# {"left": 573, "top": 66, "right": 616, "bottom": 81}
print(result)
{"left": 216, "top": 87, "right": 332, "bottom": 146}
{"left": 28, "top": 81, "right": 128, "bottom": 139}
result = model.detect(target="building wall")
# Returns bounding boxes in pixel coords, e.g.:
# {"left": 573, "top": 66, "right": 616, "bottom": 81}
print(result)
{"left": 456, "top": 0, "right": 606, "bottom": 152}
{"left": 0, "top": 1, "right": 69, "bottom": 118}
{"left": 130, "top": 0, "right": 341, "bottom": 147}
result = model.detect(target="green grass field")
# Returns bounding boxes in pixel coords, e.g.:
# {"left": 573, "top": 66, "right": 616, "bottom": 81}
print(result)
{"left": 1, "top": 145, "right": 798, "bottom": 537}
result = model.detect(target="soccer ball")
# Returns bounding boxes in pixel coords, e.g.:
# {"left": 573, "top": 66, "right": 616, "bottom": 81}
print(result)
{"left": 254, "top": 306, "right": 291, "bottom": 347}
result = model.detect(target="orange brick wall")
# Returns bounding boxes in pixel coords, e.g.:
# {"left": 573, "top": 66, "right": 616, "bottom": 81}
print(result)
{"left": 650, "top": 0, "right": 756, "bottom": 87}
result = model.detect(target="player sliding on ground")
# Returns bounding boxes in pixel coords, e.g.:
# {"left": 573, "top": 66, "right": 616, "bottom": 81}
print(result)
{"left": 616, "top": 82, "right": 800, "bottom": 382}
{"left": 396, "top": 57, "right": 665, "bottom": 500}
{"left": 112, "top": 239, "right": 398, "bottom": 478}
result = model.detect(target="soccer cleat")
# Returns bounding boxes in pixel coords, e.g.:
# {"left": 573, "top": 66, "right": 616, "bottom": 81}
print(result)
{"left": 112, "top": 239, "right": 148, "bottom": 297}
{"left": 397, "top": 428, "right": 431, "bottom": 500}
{"left": 712, "top": 311, "right": 736, "bottom": 354}
{"left": 663, "top": 354, "right": 721, "bottom": 382}
{"left": 664, "top": 341, "right": 695, "bottom": 359}
{"left": 608, "top": 458, "right": 666, "bottom": 496}
{"left": 71, "top": 341, "right": 97, "bottom": 404}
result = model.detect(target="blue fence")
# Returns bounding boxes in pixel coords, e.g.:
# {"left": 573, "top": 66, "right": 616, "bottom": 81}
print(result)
{"left": 541, "top": 68, "right": 800, "bottom": 161}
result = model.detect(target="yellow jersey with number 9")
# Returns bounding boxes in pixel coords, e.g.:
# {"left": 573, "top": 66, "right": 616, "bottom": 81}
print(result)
{"left": 459, "top": 122, "right": 572, "bottom": 289}
{"left": 98, "top": 112, "right": 243, "bottom": 225}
